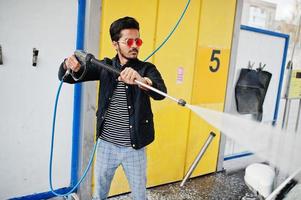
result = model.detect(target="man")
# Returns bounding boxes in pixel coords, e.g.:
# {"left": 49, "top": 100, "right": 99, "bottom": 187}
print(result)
{"left": 58, "top": 16, "right": 167, "bottom": 200}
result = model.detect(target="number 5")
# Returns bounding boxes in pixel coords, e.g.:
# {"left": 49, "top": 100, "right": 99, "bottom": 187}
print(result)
{"left": 209, "top": 49, "right": 221, "bottom": 72}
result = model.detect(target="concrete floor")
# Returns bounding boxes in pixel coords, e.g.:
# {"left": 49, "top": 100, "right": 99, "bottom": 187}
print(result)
{"left": 49, "top": 154, "right": 300, "bottom": 200}
{"left": 50, "top": 168, "right": 255, "bottom": 200}
{"left": 108, "top": 155, "right": 262, "bottom": 200}
{"left": 50, "top": 155, "right": 267, "bottom": 200}
{"left": 50, "top": 156, "right": 260, "bottom": 200}
{"left": 109, "top": 169, "right": 255, "bottom": 200}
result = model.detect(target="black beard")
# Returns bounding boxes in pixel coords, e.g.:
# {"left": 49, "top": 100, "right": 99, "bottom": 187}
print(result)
{"left": 129, "top": 48, "right": 138, "bottom": 53}
{"left": 118, "top": 46, "right": 138, "bottom": 61}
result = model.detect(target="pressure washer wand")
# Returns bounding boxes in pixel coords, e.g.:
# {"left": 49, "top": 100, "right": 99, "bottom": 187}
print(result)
{"left": 134, "top": 79, "right": 186, "bottom": 106}
{"left": 75, "top": 50, "right": 186, "bottom": 106}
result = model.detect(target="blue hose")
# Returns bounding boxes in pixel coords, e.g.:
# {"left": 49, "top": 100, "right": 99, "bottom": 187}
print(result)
{"left": 49, "top": 0, "right": 191, "bottom": 197}
{"left": 143, "top": 0, "right": 191, "bottom": 62}
{"left": 49, "top": 79, "right": 99, "bottom": 197}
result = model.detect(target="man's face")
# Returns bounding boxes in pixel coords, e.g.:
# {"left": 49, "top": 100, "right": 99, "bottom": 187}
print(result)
{"left": 113, "top": 29, "right": 141, "bottom": 62}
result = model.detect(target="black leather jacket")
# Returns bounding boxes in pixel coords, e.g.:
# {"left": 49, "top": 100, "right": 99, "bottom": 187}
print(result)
{"left": 58, "top": 56, "right": 167, "bottom": 149}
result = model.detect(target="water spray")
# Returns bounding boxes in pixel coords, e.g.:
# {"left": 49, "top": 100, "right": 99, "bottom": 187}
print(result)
{"left": 74, "top": 50, "right": 187, "bottom": 107}
{"left": 186, "top": 105, "right": 301, "bottom": 181}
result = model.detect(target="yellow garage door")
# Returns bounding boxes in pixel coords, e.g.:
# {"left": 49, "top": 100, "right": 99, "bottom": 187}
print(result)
{"left": 94, "top": 0, "right": 237, "bottom": 196}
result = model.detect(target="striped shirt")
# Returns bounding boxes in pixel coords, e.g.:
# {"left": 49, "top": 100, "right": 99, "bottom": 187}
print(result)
{"left": 100, "top": 81, "right": 131, "bottom": 147}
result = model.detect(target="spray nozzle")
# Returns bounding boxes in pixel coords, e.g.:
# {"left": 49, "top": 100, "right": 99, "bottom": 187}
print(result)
{"left": 178, "top": 99, "right": 186, "bottom": 106}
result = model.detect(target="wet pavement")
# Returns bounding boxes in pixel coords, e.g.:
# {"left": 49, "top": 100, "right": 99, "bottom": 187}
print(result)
{"left": 49, "top": 156, "right": 300, "bottom": 199}
{"left": 49, "top": 168, "right": 258, "bottom": 200}
{"left": 110, "top": 169, "right": 256, "bottom": 200}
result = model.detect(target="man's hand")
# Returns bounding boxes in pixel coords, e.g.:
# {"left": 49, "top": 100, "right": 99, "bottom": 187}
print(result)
{"left": 119, "top": 67, "right": 144, "bottom": 85}
{"left": 118, "top": 67, "right": 152, "bottom": 90}
{"left": 64, "top": 55, "right": 81, "bottom": 72}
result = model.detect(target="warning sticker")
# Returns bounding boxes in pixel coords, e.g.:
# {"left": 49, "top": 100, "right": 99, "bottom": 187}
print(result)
{"left": 288, "top": 70, "right": 301, "bottom": 99}
{"left": 177, "top": 66, "right": 184, "bottom": 84}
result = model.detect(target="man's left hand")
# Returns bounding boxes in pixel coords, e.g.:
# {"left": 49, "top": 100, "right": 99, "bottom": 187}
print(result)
{"left": 119, "top": 67, "right": 143, "bottom": 85}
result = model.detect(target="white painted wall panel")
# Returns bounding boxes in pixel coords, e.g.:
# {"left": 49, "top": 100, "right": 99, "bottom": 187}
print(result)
{"left": 0, "top": 0, "right": 77, "bottom": 198}
{"left": 224, "top": 27, "right": 288, "bottom": 156}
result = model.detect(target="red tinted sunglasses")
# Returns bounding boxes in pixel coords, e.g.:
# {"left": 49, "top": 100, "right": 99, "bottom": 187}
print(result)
{"left": 119, "top": 38, "right": 143, "bottom": 47}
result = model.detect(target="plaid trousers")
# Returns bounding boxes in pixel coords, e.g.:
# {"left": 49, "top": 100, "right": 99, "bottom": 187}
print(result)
{"left": 92, "top": 139, "right": 147, "bottom": 200}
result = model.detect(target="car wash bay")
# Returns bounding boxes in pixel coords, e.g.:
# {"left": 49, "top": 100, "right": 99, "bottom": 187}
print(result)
{"left": 2, "top": 0, "right": 300, "bottom": 199}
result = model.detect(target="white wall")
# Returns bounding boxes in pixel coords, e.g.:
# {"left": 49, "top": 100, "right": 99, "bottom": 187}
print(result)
{"left": 0, "top": 0, "right": 77, "bottom": 198}
{"left": 223, "top": 26, "right": 289, "bottom": 157}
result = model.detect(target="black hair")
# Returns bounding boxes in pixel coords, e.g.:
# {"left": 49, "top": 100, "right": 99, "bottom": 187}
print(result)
{"left": 109, "top": 16, "right": 140, "bottom": 42}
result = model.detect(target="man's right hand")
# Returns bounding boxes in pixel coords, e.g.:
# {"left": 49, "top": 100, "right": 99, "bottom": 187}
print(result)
{"left": 64, "top": 55, "right": 81, "bottom": 72}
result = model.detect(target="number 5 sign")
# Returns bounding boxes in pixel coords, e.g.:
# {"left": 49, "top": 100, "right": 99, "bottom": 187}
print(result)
{"left": 209, "top": 49, "right": 221, "bottom": 72}
{"left": 193, "top": 47, "right": 230, "bottom": 103}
